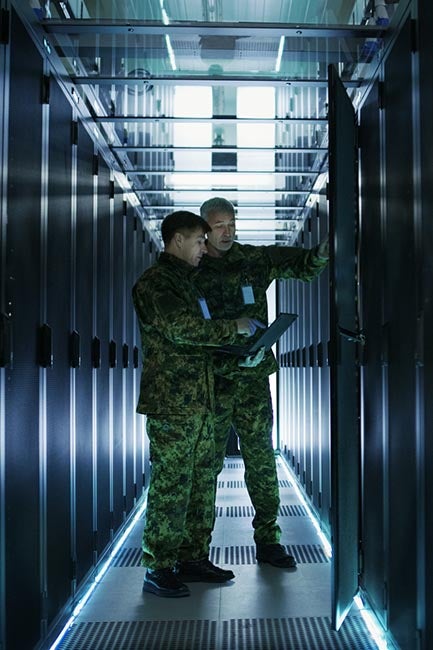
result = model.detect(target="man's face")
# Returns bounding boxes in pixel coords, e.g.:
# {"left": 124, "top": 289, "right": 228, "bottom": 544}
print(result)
{"left": 206, "top": 211, "right": 236, "bottom": 256}
{"left": 177, "top": 227, "right": 208, "bottom": 267}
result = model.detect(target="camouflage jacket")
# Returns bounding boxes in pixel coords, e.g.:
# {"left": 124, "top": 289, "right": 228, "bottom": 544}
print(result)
{"left": 132, "top": 252, "right": 239, "bottom": 415}
{"left": 194, "top": 242, "right": 328, "bottom": 380}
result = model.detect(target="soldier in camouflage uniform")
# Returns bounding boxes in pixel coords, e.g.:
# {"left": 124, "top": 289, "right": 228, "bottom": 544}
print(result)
{"left": 196, "top": 197, "right": 329, "bottom": 569}
{"left": 132, "top": 210, "right": 260, "bottom": 597}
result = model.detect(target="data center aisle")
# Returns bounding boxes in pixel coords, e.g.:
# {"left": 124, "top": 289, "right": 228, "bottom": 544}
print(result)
{"left": 58, "top": 458, "right": 378, "bottom": 650}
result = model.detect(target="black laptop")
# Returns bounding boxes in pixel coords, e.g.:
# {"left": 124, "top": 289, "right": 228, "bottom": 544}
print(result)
{"left": 218, "top": 312, "right": 298, "bottom": 356}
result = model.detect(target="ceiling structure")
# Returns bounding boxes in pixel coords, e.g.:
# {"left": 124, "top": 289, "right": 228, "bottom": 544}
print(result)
{"left": 22, "top": 0, "right": 399, "bottom": 246}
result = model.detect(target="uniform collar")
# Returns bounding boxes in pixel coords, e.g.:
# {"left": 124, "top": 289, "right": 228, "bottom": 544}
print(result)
{"left": 159, "top": 251, "right": 195, "bottom": 276}
{"left": 200, "top": 241, "right": 243, "bottom": 268}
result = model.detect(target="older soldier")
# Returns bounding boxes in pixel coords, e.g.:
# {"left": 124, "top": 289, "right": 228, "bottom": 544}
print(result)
{"left": 197, "top": 197, "right": 329, "bottom": 569}
{"left": 133, "top": 210, "right": 260, "bottom": 598}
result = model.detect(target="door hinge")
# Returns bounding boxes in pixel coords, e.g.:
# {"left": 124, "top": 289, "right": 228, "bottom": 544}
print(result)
{"left": 0, "top": 313, "right": 12, "bottom": 367}
{"left": 93, "top": 153, "right": 99, "bottom": 176}
{"left": 411, "top": 18, "right": 418, "bottom": 53}
{"left": 0, "top": 9, "right": 10, "bottom": 45}
{"left": 378, "top": 80, "right": 385, "bottom": 110}
{"left": 338, "top": 325, "right": 366, "bottom": 346}
{"left": 42, "top": 74, "right": 50, "bottom": 105}
{"left": 37, "top": 323, "right": 53, "bottom": 368}
{"left": 358, "top": 545, "right": 364, "bottom": 574}
{"left": 71, "top": 120, "right": 78, "bottom": 145}
{"left": 355, "top": 124, "right": 360, "bottom": 150}
{"left": 382, "top": 581, "right": 388, "bottom": 609}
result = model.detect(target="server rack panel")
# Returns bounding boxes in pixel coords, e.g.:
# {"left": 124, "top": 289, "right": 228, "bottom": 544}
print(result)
{"left": 74, "top": 123, "right": 96, "bottom": 586}
{"left": 45, "top": 76, "right": 73, "bottom": 626}
{"left": 95, "top": 158, "right": 112, "bottom": 556}
{"left": 111, "top": 187, "right": 126, "bottom": 532}
{"left": 4, "top": 10, "right": 44, "bottom": 649}
{"left": 358, "top": 79, "right": 387, "bottom": 628}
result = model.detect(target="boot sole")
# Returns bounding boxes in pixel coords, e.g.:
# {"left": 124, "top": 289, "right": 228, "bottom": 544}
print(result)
{"left": 176, "top": 574, "right": 235, "bottom": 583}
{"left": 142, "top": 582, "right": 190, "bottom": 597}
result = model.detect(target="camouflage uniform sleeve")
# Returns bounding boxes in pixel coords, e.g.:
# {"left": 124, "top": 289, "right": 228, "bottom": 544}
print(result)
{"left": 263, "top": 244, "right": 329, "bottom": 283}
{"left": 133, "top": 273, "right": 238, "bottom": 347}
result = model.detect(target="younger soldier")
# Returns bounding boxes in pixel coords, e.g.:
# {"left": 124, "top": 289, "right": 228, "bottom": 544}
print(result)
{"left": 197, "top": 197, "right": 329, "bottom": 569}
{"left": 133, "top": 210, "right": 260, "bottom": 597}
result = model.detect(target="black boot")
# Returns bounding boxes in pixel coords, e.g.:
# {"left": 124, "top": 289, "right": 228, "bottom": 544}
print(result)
{"left": 256, "top": 543, "right": 297, "bottom": 569}
{"left": 176, "top": 558, "right": 235, "bottom": 583}
{"left": 142, "top": 568, "right": 190, "bottom": 597}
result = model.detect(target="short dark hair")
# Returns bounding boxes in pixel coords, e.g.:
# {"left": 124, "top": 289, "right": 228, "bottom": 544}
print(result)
{"left": 200, "top": 197, "right": 235, "bottom": 221}
{"left": 161, "top": 210, "right": 211, "bottom": 245}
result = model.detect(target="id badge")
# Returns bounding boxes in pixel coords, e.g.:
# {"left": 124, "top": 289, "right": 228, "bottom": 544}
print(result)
{"left": 242, "top": 285, "right": 255, "bottom": 305}
{"left": 198, "top": 297, "right": 211, "bottom": 319}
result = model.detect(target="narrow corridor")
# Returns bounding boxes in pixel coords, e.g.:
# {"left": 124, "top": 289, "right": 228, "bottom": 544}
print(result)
{"left": 55, "top": 457, "right": 378, "bottom": 650}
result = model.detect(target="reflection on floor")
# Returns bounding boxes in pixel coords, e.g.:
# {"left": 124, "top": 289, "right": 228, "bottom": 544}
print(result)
{"left": 58, "top": 457, "right": 377, "bottom": 649}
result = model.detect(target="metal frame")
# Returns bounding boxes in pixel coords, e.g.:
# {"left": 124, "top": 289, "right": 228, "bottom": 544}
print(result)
{"left": 92, "top": 116, "right": 328, "bottom": 124}
{"left": 72, "top": 76, "right": 359, "bottom": 88}
{"left": 0, "top": 5, "right": 10, "bottom": 647}
{"left": 43, "top": 20, "right": 385, "bottom": 38}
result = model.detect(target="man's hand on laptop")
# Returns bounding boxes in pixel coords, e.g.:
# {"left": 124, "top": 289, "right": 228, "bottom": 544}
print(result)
{"left": 238, "top": 346, "right": 266, "bottom": 368}
{"left": 236, "top": 318, "right": 266, "bottom": 337}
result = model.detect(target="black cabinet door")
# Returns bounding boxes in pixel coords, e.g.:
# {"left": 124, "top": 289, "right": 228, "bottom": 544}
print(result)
{"left": 328, "top": 63, "right": 360, "bottom": 631}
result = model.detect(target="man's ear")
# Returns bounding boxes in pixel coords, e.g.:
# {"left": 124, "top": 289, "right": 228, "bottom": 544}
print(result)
{"left": 173, "top": 232, "right": 184, "bottom": 248}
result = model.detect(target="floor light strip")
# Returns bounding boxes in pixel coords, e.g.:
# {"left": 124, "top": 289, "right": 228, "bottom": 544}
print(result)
{"left": 48, "top": 495, "right": 148, "bottom": 650}
{"left": 279, "top": 455, "right": 391, "bottom": 649}
{"left": 354, "top": 594, "right": 390, "bottom": 650}
{"left": 279, "top": 456, "right": 332, "bottom": 557}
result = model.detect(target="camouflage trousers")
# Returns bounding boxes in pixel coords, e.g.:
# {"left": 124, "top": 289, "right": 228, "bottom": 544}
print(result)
{"left": 213, "top": 375, "right": 281, "bottom": 545}
{"left": 142, "top": 413, "right": 215, "bottom": 570}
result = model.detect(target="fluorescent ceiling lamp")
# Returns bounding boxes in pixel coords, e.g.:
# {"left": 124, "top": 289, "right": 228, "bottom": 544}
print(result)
{"left": 173, "top": 87, "right": 212, "bottom": 177}
{"left": 173, "top": 124, "right": 212, "bottom": 146}
{"left": 305, "top": 172, "right": 328, "bottom": 206}
{"left": 275, "top": 36, "right": 285, "bottom": 72}
{"left": 237, "top": 87, "right": 275, "bottom": 119}
{"left": 165, "top": 35, "right": 177, "bottom": 70}
{"left": 237, "top": 123, "right": 275, "bottom": 148}
{"left": 165, "top": 172, "right": 275, "bottom": 189}
{"left": 159, "top": 0, "right": 170, "bottom": 25}
{"left": 236, "top": 220, "right": 289, "bottom": 231}
{"left": 173, "top": 87, "right": 212, "bottom": 119}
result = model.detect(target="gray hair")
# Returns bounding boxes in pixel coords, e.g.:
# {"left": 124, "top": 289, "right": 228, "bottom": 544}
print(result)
{"left": 200, "top": 197, "right": 235, "bottom": 221}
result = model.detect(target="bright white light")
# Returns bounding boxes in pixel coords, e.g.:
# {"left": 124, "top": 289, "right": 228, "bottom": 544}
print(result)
{"left": 305, "top": 172, "right": 328, "bottom": 206}
{"left": 280, "top": 457, "right": 390, "bottom": 650}
{"left": 159, "top": 0, "right": 169, "bottom": 24}
{"left": 173, "top": 87, "right": 212, "bottom": 118}
{"left": 354, "top": 594, "right": 390, "bottom": 649}
{"left": 173, "top": 87, "right": 212, "bottom": 177}
{"left": 165, "top": 172, "right": 274, "bottom": 190}
{"left": 237, "top": 123, "right": 275, "bottom": 148}
{"left": 48, "top": 496, "right": 148, "bottom": 650}
{"left": 275, "top": 36, "right": 285, "bottom": 72}
{"left": 237, "top": 150, "right": 275, "bottom": 173}
{"left": 237, "top": 87, "right": 275, "bottom": 118}
{"left": 165, "top": 35, "right": 177, "bottom": 70}
{"left": 236, "top": 220, "right": 285, "bottom": 232}
{"left": 173, "top": 124, "right": 212, "bottom": 147}
{"left": 161, "top": 8, "right": 169, "bottom": 25}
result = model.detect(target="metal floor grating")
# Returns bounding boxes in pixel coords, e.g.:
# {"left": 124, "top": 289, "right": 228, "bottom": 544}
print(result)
{"left": 217, "top": 479, "right": 292, "bottom": 489}
{"left": 57, "top": 616, "right": 376, "bottom": 650}
{"left": 113, "top": 544, "right": 329, "bottom": 567}
{"left": 215, "top": 505, "right": 306, "bottom": 518}
{"left": 55, "top": 457, "right": 379, "bottom": 650}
